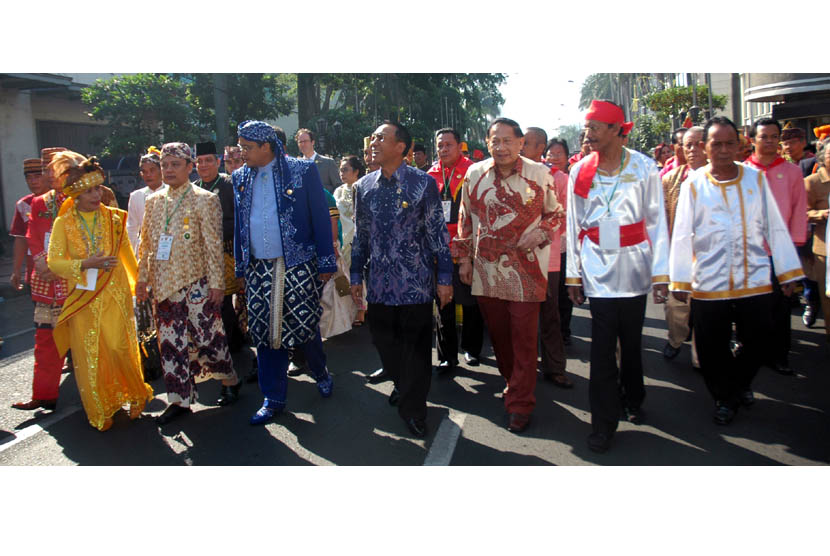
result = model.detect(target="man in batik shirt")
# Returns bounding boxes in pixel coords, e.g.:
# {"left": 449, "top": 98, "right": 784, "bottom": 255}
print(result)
{"left": 351, "top": 121, "right": 453, "bottom": 439}
{"left": 456, "top": 118, "right": 563, "bottom": 434}
{"left": 136, "top": 142, "right": 241, "bottom": 425}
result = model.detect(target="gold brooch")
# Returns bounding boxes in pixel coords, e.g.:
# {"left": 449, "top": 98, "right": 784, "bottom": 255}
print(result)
{"left": 286, "top": 189, "right": 293, "bottom": 195}
{"left": 776, "top": 173, "right": 783, "bottom": 179}
{"left": 401, "top": 201, "right": 409, "bottom": 208}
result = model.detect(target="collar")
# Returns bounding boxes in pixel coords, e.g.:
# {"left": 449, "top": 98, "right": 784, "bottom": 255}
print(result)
{"left": 747, "top": 154, "right": 786, "bottom": 172}
{"left": 304, "top": 152, "right": 318, "bottom": 162}
{"left": 372, "top": 161, "right": 409, "bottom": 186}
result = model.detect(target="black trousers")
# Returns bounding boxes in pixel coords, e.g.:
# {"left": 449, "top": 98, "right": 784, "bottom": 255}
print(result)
{"left": 557, "top": 252, "right": 573, "bottom": 339}
{"left": 436, "top": 264, "right": 484, "bottom": 363}
{"left": 692, "top": 293, "right": 773, "bottom": 409}
{"left": 221, "top": 294, "right": 243, "bottom": 353}
{"left": 368, "top": 303, "right": 433, "bottom": 421}
{"left": 588, "top": 295, "right": 647, "bottom": 436}
{"left": 769, "top": 261, "right": 792, "bottom": 366}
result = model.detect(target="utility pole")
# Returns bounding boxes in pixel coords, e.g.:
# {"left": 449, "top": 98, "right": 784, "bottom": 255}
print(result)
{"left": 214, "top": 73, "right": 229, "bottom": 150}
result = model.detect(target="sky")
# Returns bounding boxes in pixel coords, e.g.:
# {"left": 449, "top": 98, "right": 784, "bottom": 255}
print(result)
{"left": 498, "top": 72, "right": 593, "bottom": 139}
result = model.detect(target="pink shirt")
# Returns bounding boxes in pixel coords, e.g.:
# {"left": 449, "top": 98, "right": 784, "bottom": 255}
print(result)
{"left": 659, "top": 155, "right": 678, "bottom": 179}
{"left": 744, "top": 157, "right": 807, "bottom": 246}
{"left": 548, "top": 168, "right": 568, "bottom": 272}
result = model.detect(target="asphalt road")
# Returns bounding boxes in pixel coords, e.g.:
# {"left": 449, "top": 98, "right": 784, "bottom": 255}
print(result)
{"left": 1, "top": 292, "right": 828, "bottom": 466}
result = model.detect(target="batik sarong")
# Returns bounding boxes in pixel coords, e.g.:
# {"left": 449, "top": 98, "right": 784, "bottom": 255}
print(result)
{"left": 156, "top": 276, "right": 236, "bottom": 407}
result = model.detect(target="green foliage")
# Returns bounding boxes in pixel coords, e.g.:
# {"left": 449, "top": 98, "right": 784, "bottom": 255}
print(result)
{"left": 297, "top": 73, "right": 506, "bottom": 158}
{"left": 82, "top": 74, "right": 198, "bottom": 157}
{"left": 553, "top": 123, "right": 583, "bottom": 154}
{"left": 644, "top": 85, "right": 727, "bottom": 125}
{"left": 627, "top": 113, "right": 669, "bottom": 156}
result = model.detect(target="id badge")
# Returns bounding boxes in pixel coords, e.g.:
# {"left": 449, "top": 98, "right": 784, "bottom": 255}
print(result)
{"left": 442, "top": 200, "right": 453, "bottom": 222}
{"left": 77, "top": 268, "right": 98, "bottom": 291}
{"left": 599, "top": 217, "right": 620, "bottom": 250}
{"left": 156, "top": 234, "right": 174, "bottom": 261}
{"left": 44, "top": 232, "right": 51, "bottom": 251}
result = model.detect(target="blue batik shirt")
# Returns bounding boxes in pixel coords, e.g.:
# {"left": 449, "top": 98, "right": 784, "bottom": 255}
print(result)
{"left": 249, "top": 158, "right": 284, "bottom": 259}
{"left": 350, "top": 161, "right": 453, "bottom": 305}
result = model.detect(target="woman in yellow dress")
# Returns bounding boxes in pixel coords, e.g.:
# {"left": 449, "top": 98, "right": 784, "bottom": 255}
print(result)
{"left": 47, "top": 151, "right": 153, "bottom": 431}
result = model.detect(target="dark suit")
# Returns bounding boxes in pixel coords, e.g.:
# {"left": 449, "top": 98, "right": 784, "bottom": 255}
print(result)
{"left": 312, "top": 154, "right": 342, "bottom": 193}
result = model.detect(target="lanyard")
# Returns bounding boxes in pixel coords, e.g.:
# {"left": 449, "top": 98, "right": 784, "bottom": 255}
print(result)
{"left": 594, "top": 151, "right": 626, "bottom": 215}
{"left": 200, "top": 176, "right": 221, "bottom": 193}
{"left": 164, "top": 186, "right": 190, "bottom": 234}
{"left": 441, "top": 160, "right": 459, "bottom": 201}
{"left": 76, "top": 209, "right": 99, "bottom": 254}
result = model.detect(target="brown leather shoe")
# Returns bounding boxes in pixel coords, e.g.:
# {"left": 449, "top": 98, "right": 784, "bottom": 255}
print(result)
{"left": 11, "top": 399, "right": 57, "bottom": 411}
{"left": 507, "top": 413, "right": 531, "bottom": 433}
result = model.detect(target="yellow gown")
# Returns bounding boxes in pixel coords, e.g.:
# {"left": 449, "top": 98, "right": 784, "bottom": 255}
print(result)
{"left": 48, "top": 205, "right": 153, "bottom": 430}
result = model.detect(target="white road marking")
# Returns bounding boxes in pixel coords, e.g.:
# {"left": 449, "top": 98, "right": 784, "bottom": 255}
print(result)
{"left": 2, "top": 327, "right": 36, "bottom": 340}
{"left": 423, "top": 411, "right": 466, "bottom": 466}
{"left": 0, "top": 403, "right": 82, "bottom": 454}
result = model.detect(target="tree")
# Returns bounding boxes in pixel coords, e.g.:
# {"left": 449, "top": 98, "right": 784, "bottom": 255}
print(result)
{"left": 552, "top": 123, "right": 583, "bottom": 154}
{"left": 82, "top": 73, "right": 198, "bottom": 157}
{"left": 626, "top": 113, "right": 668, "bottom": 156}
{"left": 644, "top": 85, "right": 727, "bottom": 128}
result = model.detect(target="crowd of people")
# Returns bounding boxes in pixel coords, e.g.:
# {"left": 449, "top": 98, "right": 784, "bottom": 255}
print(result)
{"left": 5, "top": 98, "right": 829, "bottom": 454}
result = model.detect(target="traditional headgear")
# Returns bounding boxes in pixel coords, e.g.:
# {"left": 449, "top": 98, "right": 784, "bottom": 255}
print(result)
{"left": 585, "top": 100, "right": 634, "bottom": 135}
{"left": 140, "top": 146, "right": 161, "bottom": 166}
{"left": 460, "top": 142, "right": 469, "bottom": 152}
{"left": 363, "top": 136, "right": 372, "bottom": 151}
{"left": 814, "top": 125, "right": 830, "bottom": 142}
{"left": 473, "top": 149, "right": 484, "bottom": 161}
{"left": 23, "top": 158, "right": 43, "bottom": 175}
{"left": 160, "top": 142, "right": 194, "bottom": 161}
{"left": 682, "top": 115, "right": 694, "bottom": 129}
{"left": 238, "top": 120, "right": 279, "bottom": 144}
{"left": 195, "top": 141, "right": 218, "bottom": 157}
{"left": 41, "top": 147, "right": 67, "bottom": 168}
{"left": 47, "top": 151, "right": 106, "bottom": 216}
{"left": 781, "top": 127, "right": 805, "bottom": 141}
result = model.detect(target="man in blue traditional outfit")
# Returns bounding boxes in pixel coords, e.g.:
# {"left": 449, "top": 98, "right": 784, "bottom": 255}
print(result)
{"left": 233, "top": 120, "right": 337, "bottom": 425}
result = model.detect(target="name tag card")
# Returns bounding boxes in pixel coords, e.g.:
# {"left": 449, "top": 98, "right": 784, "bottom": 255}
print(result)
{"left": 442, "top": 200, "right": 453, "bottom": 222}
{"left": 44, "top": 232, "right": 51, "bottom": 251}
{"left": 77, "top": 268, "right": 98, "bottom": 291}
{"left": 156, "top": 234, "right": 174, "bottom": 261}
{"left": 599, "top": 218, "right": 620, "bottom": 250}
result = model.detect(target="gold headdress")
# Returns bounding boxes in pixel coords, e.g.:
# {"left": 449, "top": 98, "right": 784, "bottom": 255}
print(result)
{"left": 47, "top": 151, "right": 106, "bottom": 215}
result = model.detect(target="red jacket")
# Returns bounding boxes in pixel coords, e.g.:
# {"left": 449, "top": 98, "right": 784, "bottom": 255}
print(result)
{"left": 427, "top": 155, "right": 474, "bottom": 250}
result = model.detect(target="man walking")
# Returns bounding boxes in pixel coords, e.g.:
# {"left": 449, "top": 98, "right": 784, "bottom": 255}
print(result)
{"left": 295, "top": 128, "right": 342, "bottom": 193}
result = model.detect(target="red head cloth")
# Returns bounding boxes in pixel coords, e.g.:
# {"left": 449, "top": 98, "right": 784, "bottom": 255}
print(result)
{"left": 585, "top": 100, "right": 634, "bottom": 135}
{"left": 683, "top": 115, "right": 693, "bottom": 129}
{"left": 472, "top": 149, "right": 484, "bottom": 160}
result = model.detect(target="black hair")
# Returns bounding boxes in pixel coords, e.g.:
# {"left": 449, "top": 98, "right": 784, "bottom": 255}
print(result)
{"left": 413, "top": 143, "right": 426, "bottom": 154}
{"left": 749, "top": 117, "right": 781, "bottom": 138}
{"left": 341, "top": 154, "right": 366, "bottom": 178}
{"left": 671, "top": 128, "right": 687, "bottom": 144}
{"left": 526, "top": 126, "right": 548, "bottom": 145}
{"left": 545, "top": 138, "right": 569, "bottom": 157}
{"left": 487, "top": 117, "right": 523, "bottom": 139}
{"left": 382, "top": 120, "right": 413, "bottom": 157}
{"left": 703, "top": 116, "right": 740, "bottom": 142}
{"left": 272, "top": 126, "right": 287, "bottom": 147}
{"left": 295, "top": 127, "right": 314, "bottom": 142}
{"left": 435, "top": 128, "right": 461, "bottom": 144}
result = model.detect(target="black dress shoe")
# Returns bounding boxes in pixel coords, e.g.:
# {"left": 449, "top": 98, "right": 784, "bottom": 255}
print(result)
{"left": 623, "top": 406, "right": 644, "bottom": 425}
{"left": 562, "top": 335, "right": 572, "bottom": 346}
{"left": 156, "top": 404, "right": 191, "bottom": 425}
{"left": 507, "top": 413, "right": 531, "bottom": 433}
{"left": 542, "top": 373, "right": 574, "bottom": 389}
{"left": 434, "top": 360, "right": 456, "bottom": 375}
{"left": 388, "top": 387, "right": 400, "bottom": 406}
{"left": 588, "top": 432, "right": 612, "bottom": 453}
{"left": 463, "top": 352, "right": 480, "bottom": 366}
{"left": 662, "top": 342, "right": 681, "bottom": 360}
{"left": 367, "top": 368, "right": 389, "bottom": 384}
{"left": 287, "top": 361, "right": 308, "bottom": 377}
{"left": 217, "top": 382, "right": 242, "bottom": 406}
{"left": 404, "top": 417, "right": 427, "bottom": 438}
{"left": 740, "top": 389, "right": 755, "bottom": 407}
{"left": 713, "top": 403, "right": 736, "bottom": 425}
{"left": 773, "top": 363, "right": 795, "bottom": 376}
{"left": 802, "top": 305, "right": 816, "bottom": 328}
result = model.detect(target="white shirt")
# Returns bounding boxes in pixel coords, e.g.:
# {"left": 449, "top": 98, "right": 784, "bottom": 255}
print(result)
{"left": 126, "top": 183, "right": 167, "bottom": 254}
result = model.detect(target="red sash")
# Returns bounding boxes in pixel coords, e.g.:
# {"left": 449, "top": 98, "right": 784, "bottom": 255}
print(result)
{"left": 573, "top": 152, "right": 599, "bottom": 198}
{"left": 747, "top": 155, "right": 786, "bottom": 172}
{"left": 578, "top": 220, "right": 648, "bottom": 247}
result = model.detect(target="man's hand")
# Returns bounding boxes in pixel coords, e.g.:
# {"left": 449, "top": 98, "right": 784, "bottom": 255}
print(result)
{"left": 207, "top": 288, "right": 224, "bottom": 308}
{"left": 10, "top": 271, "right": 22, "bottom": 291}
{"left": 319, "top": 272, "right": 334, "bottom": 284}
{"left": 568, "top": 285, "right": 584, "bottom": 306}
{"left": 517, "top": 227, "right": 546, "bottom": 252}
{"left": 781, "top": 282, "right": 796, "bottom": 297}
{"left": 437, "top": 284, "right": 453, "bottom": 309}
{"left": 672, "top": 291, "right": 688, "bottom": 303}
{"left": 34, "top": 257, "right": 56, "bottom": 281}
{"left": 459, "top": 260, "right": 473, "bottom": 285}
{"left": 653, "top": 284, "right": 669, "bottom": 304}
{"left": 136, "top": 281, "right": 148, "bottom": 302}
{"left": 350, "top": 284, "right": 363, "bottom": 307}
